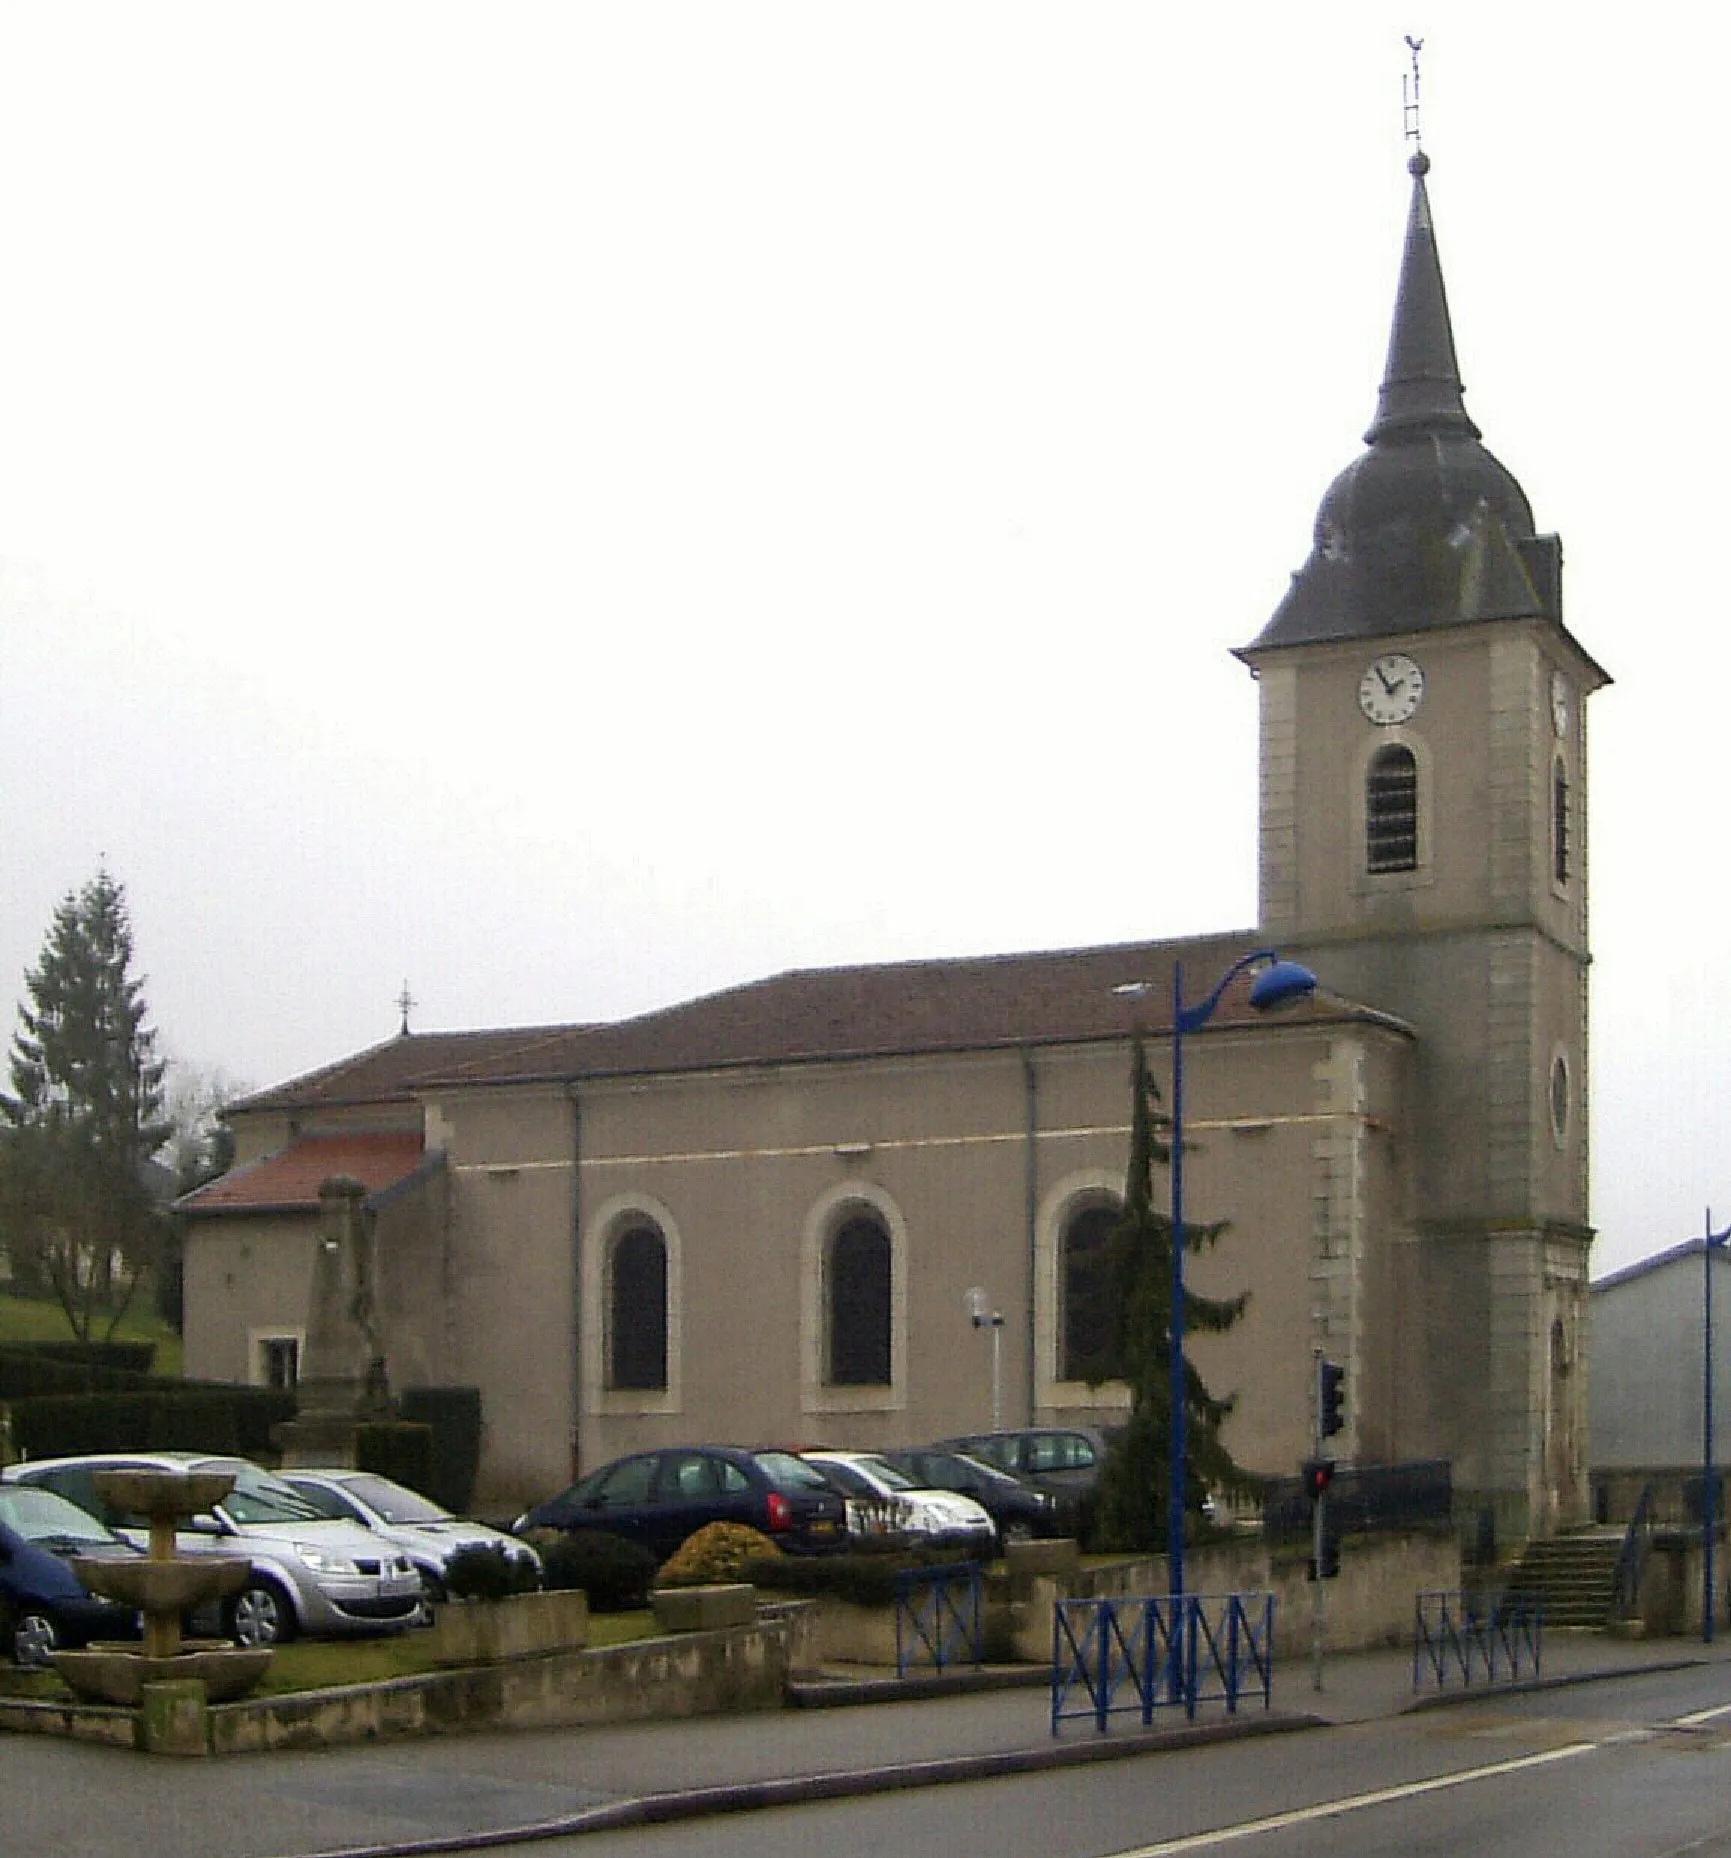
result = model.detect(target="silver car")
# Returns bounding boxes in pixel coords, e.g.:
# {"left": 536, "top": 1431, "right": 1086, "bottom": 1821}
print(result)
{"left": 2, "top": 1451, "right": 422, "bottom": 1646}
{"left": 281, "top": 1468, "right": 541, "bottom": 1623}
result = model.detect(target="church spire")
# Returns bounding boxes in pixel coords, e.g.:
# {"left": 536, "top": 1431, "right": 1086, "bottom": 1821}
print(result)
{"left": 1364, "top": 151, "right": 1481, "bottom": 446}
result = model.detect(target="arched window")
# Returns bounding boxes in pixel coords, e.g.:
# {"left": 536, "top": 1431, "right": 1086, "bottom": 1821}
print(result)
{"left": 828, "top": 1213, "right": 891, "bottom": 1386}
{"left": 1552, "top": 756, "right": 1570, "bottom": 886}
{"left": 608, "top": 1224, "right": 668, "bottom": 1391}
{"left": 1366, "top": 744, "right": 1418, "bottom": 873}
{"left": 1060, "top": 1201, "right": 1119, "bottom": 1383}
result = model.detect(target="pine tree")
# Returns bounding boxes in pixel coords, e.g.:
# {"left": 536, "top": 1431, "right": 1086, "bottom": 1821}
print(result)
{"left": 0, "top": 870, "right": 171, "bottom": 1340}
{"left": 1087, "top": 1030, "right": 1249, "bottom": 1552}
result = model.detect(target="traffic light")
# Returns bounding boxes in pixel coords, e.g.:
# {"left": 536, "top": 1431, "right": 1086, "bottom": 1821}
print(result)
{"left": 1302, "top": 1457, "right": 1335, "bottom": 1503}
{"left": 1319, "top": 1358, "right": 1346, "bottom": 1437}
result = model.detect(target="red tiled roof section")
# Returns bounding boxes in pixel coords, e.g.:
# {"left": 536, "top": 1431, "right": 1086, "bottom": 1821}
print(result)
{"left": 232, "top": 933, "right": 1400, "bottom": 1114}
{"left": 178, "top": 1131, "right": 430, "bottom": 1215}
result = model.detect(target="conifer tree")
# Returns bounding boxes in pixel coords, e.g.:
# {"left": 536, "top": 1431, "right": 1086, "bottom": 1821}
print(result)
{"left": 0, "top": 870, "right": 171, "bottom": 1340}
{"left": 1087, "top": 1030, "right": 1248, "bottom": 1551}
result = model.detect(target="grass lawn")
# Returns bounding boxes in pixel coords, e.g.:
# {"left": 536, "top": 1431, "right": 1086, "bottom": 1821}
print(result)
{"left": 0, "top": 1609, "right": 660, "bottom": 1704}
{"left": 0, "top": 1292, "right": 183, "bottom": 1376}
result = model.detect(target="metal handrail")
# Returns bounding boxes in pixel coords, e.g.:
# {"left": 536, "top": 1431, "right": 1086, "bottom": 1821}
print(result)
{"left": 1612, "top": 1481, "right": 1656, "bottom": 1620}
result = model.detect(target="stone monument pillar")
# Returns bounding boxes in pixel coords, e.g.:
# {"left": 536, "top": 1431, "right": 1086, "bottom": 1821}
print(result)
{"left": 275, "top": 1174, "right": 393, "bottom": 1467}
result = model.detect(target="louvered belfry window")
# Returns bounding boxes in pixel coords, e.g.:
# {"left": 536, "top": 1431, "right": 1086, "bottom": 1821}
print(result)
{"left": 1553, "top": 758, "right": 1570, "bottom": 885}
{"left": 1366, "top": 744, "right": 1419, "bottom": 873}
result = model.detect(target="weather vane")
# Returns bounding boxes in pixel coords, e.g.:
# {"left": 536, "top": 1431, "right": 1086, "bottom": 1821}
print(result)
{"left": 1403, "top": 35, "right": 1425, "bottom": 149}
{"left": 397, "top": 980, "right": 417, "bottom": 1037}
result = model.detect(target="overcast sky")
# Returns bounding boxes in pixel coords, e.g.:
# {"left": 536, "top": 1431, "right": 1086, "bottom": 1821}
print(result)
{"left": 0, "top": 6, "right": 1721, "bottom": 1281}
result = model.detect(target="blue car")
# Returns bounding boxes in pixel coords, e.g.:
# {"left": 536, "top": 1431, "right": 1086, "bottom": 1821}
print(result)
{"left": 0, "top": 1484, "right": 143, "bottom": 1667}
{"left": 513, "top": 1446, "right": 847, "bottom": 1562}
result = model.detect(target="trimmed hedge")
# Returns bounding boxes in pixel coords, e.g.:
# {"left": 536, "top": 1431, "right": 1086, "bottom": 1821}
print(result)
{"left": 2, "top": 1340, "right": 158, "bottom": 1375}
{"left": 537, "top": 1531, "right": 658, "bottom": 1612}
{"left": 356, "top": 1421, "right": 435, "bottom": 1497}
{"left": 743, "top": 1546, "right": 979, "bottom": 1609}
{"left": 398, "top": 1386, "right": 482, "bottom": 1515}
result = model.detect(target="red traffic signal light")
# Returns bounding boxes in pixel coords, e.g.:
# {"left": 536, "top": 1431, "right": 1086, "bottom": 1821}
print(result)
{"left": 1302, "top": 1457, "right": 1335, "bottom": 1501}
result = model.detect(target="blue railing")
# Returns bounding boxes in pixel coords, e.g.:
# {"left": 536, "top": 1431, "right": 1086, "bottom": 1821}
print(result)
{"left": 1412, "top": 1589, "right": 1542, "bottom": 1693}
{"left": 893, "top": 1561, "right": 984, "bottom": 1676}
{"left": 1050, "top": 1591, "right": 1275, "bottom": 1733}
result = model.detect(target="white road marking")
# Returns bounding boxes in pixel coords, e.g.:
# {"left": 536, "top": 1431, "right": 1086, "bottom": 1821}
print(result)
{"left": 1109, "top": 1695, "right": 1731, "bottom": 1857}
{"left": 1108, "top": 1741, "right": 1598, "bottom": 1856}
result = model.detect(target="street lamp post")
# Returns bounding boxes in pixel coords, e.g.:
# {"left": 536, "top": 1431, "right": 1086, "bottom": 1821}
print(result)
{"left": 1164, "top": 949, "right": 1317, "bottom": 1614}
{"left": 965, "top": 1287, "right": 1005, "bottom": 1432}
{"left": 1705, "top": 1210, "right": 1731, "bottom": 1643}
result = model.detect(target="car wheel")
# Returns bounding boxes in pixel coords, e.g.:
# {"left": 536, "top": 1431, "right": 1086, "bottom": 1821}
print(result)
{"left": 1001, "top": 1519, "right": 1035, "bottom": 1546}
{"left": 225, "top": 1579, "right": 296, "bottom": 1648}
{"left": 10, "top": 1609, "right": 58, "bottom": 1669}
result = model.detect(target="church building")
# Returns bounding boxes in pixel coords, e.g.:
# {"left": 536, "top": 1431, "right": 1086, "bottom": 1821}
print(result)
{"left": 180, "top": 146, "right": 1607, "bottom": 1543}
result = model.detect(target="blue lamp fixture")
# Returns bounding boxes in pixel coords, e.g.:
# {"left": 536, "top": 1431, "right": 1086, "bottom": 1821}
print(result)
{"left": 1166, "top": 948, "right": 1317, "bottom": 1620}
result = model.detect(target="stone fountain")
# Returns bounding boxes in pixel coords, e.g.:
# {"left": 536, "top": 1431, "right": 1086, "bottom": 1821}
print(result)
{"left": 51, "top": 1468, "right": 272, "bottom": 1708}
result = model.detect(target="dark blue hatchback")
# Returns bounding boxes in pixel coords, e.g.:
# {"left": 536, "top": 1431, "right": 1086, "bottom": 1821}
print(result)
{"left": 0, "top": 1484, "right": 143, "bottom": 1667}
{"left": 513, "top": 1446, "right": 847, "bottom": 1562}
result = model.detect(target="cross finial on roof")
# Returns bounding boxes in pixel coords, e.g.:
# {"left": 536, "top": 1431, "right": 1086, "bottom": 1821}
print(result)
{"left": 1403, "top": 35, "right": 1425, "bottom": 155}
{"left": 396, "top": 980, "right": 416, "bottom": 1037}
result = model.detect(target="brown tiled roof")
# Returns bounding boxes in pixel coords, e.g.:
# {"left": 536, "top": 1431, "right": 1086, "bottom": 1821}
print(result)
{"left": 231, "top": 933, "right": 1405, "bottom": 1115}
{"left": 177, "top": 1131, "right": 431, "bottom": 1216}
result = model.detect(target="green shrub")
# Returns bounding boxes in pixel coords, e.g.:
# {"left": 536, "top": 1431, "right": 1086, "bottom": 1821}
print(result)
{"left": 538, "top": 1531, "right": 658, "bottom": 1612}
{"left": 443, "top": 1541, "right": 542, "bottom": 1601}
{"left": 656, "top": 1522, "right": 780, "bottom": 1588}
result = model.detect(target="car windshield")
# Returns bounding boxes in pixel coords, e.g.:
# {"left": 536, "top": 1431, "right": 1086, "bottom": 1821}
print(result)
{"left": 204, "top": 1462, "right": 325, "bottom": 1525}
{"left": 0, "top": 1485, "right": 120, "bottom": 1546}
{"left": 751, "top": 1451, "right": 833, "bottom": 1492}
{"left": 337, "top": 1475, "right": 450, "bottom": 1524}
{"left": 844, "top": 1455, "right": 917, "bottom": 1492}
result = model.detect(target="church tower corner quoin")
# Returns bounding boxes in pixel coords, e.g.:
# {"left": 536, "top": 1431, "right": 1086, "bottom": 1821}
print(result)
{"left": 1235, "top": 147, "right": 1611, "bottom": 1543}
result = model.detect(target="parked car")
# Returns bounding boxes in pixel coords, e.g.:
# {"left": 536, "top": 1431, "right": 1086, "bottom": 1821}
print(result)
{"left": 799, "top": 1450, "right": 997, "bottom": 1554}
{"left": 0, "top": 1483, "right": 144, "bottom": 1667}
{"left": 281, "top": 1469, "right": 542, "bottom": 1624}
{"left": 931, "top": 1425, "right": 1114, "bottom": 1532}
{"left": 2, "top": 1452, "right": 422, "bottom": 1647}
{"left": 514, "top": 1446, "right": 848, "bottom": 1562}
{"left": 879, "top": 1447, "right": 1062, "bottom": 1546}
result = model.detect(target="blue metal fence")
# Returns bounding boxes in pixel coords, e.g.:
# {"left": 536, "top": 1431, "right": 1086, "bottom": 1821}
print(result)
{"left": 893, "top": 1561, "right": 984, "bottom": 1677}
{"left": 1412, "top": 1589, "right": 1542, "bottom": 1693}
{"left": 1050, "top": 1591, "right": 1275, "bottom": 1733}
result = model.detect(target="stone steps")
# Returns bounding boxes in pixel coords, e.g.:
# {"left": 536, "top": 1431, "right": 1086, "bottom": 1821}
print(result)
{"left": 1500, "top": 1531, "right": 1624, "bottom": 1627}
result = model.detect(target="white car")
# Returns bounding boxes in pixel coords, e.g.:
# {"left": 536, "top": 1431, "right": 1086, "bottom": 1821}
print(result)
{"left": 800, "top": 1450, "right": 997, "bottom": 1552}
{"left": 281, "top": 1468, "right": 541, "bottom": 1622}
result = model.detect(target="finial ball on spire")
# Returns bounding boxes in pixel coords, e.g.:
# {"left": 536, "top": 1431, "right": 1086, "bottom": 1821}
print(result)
{"left": 1408, "top": 149, "right": 1431, "bottom": 178}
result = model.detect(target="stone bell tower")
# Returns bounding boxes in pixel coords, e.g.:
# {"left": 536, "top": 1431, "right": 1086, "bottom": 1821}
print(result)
{"left": 1236, "top": 149, "right": 1610, "bottom": 1542}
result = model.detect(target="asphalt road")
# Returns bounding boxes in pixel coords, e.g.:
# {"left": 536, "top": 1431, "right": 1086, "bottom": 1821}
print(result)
{"left": 497, "top": 1663, "right": 1731, "bottom": 1858}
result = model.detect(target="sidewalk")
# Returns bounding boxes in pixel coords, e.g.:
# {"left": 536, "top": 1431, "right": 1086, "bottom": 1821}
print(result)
{"left": 7, "top": 1631, "right": 1731, "bottom": 1858}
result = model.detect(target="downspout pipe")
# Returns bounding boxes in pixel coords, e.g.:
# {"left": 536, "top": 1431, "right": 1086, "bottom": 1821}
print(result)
{"left": 1023, "top": 1050, "right": 1039, "bottom": 1426}
{"left": 568, "top": 1088, "right": 583, "bottom": 1483}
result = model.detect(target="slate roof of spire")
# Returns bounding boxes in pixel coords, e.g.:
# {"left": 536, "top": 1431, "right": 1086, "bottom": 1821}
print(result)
{"left": 1244, "top": 151, "right": 1572, "bottom": 656}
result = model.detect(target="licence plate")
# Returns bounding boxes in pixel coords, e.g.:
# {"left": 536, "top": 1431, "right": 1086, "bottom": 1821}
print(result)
{"left": 809, "top": 1518, "right": 839, "bottom": 1537}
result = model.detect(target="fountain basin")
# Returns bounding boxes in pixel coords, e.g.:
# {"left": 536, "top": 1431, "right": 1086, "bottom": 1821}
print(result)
{"left": 71, "top": 1555, "right": 250, "bottom": 1614}
{"left": 52, "top": 1640, "right": 273, "bottom": 1707}
{"left": 93, "top": 1468, "right": 235, "bottom": 1521}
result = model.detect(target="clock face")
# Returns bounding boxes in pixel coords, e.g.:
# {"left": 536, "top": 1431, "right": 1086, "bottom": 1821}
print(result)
{"left": 1550, "top": 670, "right": 1570, "bottom": 736}
{"left": 1358, "top": 653, "right": 1424, "bottom": 725}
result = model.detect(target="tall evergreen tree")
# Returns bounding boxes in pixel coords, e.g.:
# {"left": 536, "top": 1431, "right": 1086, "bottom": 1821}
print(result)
{"left": 0, "top": 870, "right": 171, "bottom": 1341}
{"left": 1087, "top": 1030, "right": 1249, "bottom": 1552}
